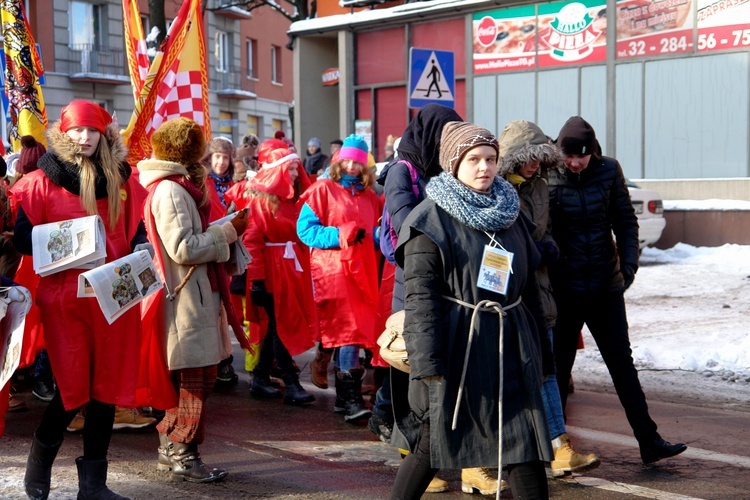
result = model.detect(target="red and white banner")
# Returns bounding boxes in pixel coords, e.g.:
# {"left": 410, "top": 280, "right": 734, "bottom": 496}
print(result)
{"left": 122, "top": 0, "right": 211, "bottom": 164}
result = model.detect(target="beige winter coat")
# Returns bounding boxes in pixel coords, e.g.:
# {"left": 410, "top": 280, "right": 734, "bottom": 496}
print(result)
{"left": 138, "top": 159, "right": 236, "bottom": 370}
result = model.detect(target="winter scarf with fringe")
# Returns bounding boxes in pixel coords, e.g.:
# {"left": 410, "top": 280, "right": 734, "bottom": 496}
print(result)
{"left": 425, "top": 172, "right": 520, "bottom": 232}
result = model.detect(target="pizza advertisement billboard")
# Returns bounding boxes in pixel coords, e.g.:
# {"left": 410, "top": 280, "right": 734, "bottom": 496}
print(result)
{"left": 536, "top": 0, "right": 608, "bottom": 68}
{"left": 616, "top": 0, "right": 695, "bottom": 59}
{"left": 472, "top": 6, "right": 537, "bottom": 74}
{"left": 696, "top": 0, "right": 750, "bottom": 53}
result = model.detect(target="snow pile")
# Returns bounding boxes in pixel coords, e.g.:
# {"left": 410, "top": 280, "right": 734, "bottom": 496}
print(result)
{"left": 574, "top": 243, "right": 750, "bottom": 397}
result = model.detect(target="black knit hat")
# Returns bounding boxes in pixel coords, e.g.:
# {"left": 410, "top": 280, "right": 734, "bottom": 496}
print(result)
{"left": 556, "top": 116, "right": 598, "bottom": 156}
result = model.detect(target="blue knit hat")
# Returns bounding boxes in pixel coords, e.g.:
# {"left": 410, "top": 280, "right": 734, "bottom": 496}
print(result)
{"left": 339, "top": 134, "right": 368, "bottom": 165}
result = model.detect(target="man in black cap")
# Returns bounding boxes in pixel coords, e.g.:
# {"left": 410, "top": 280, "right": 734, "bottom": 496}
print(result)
{"left": 547, "top": 116, "right": 687, "bottom": 466}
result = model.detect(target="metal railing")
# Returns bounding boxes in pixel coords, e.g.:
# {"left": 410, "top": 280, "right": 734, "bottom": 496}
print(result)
{"left": 61, "top": 44, "right": 128, "bottom": 77}
{"left": 211, "top": 65, "right": 256, "bottom": 94}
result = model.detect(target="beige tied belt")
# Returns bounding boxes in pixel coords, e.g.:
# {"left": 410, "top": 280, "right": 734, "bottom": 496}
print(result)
{"left": 443, "top": 294, "right": 522, "bottom": 497}
{"left": 265, "top": 241, "right": 303, "bottom": 272}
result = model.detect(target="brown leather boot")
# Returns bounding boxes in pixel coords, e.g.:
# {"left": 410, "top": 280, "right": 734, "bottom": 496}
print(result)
{"left": 311, "top": 345, "right": 332, "bottom": 389}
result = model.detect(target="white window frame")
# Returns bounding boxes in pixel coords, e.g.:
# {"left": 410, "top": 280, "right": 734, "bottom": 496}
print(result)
{"left": 246, "top": 38, "right": 257, "bottom": 79}
{"left": 216, "top": 30, "right": 228, "bottom": 73}
{"left": 69, "top": 1, "right": 96, "bottom": 48}
{"left": 271, "top": 45, "right": 280, "bottom": 83}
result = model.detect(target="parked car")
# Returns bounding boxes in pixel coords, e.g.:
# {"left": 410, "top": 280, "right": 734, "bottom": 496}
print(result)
{"left": 627, "top": 179, "right": 666, "bottom": 249}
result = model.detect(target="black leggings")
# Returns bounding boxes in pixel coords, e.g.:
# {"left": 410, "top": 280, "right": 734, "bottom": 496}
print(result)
{"left": 253, "top": 295, "right": 296, "bottom": 378}
{"left": 507, "top": 461, "right": 549, "bottom": 500}
{"left": 35, "top": 393, "right": 115, "bottom": 460}
{"left": 390, "top": 420, "right": 438, "bottom": 500}
{"left": 389, "top": 419, "right": 549, "bottom": 500}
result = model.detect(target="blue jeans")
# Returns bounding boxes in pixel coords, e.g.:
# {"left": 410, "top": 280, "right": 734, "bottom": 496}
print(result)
{"left": 335, "top": 345, "right": 360, "bottom": 373}
{"left": 372, "top": 371, "right": 392, "bottom": 422}
{"left": 542, "top": 328, "right": 566, "bottom": 440}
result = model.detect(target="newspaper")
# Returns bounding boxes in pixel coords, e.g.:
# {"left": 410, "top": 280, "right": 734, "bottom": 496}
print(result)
{"left": 0, "top": 286, "right": 31, "bottom": 391}
{"left": 32, "top": 215, "right": 107, "bottom": 277}
{"left": 210, "top": 211, "right": 252, "bottom": 276}
{"left": 77, "top": 250, "right": 164, "bottom": 325}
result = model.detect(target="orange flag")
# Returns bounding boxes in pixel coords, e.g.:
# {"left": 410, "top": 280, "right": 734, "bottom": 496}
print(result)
{"left": 122, "top": 0, "right": 150, "bottom": 101}
{"left": 122, "top": 0, "right": 211, "bottom": 165}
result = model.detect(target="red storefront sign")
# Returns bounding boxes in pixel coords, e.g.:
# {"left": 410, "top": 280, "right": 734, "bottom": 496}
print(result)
{"left": 616, "top": 0, "right": 694, "bottom": 59}
{"left": 536, "top": 0, "right": 607, "bottom": 68}
{"left": 696, "top": 0, "right": 750, "bottom": 52}
{"left": 322, "top": 67, "right": 340, "bottom": 86}
{"left": 472, "top": 6, "right": 537, "bottom": 73}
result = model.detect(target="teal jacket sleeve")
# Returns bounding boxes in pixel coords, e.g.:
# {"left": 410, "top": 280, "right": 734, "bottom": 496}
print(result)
{"left": 297, "top": 202, "right": 341, "bottom": 249}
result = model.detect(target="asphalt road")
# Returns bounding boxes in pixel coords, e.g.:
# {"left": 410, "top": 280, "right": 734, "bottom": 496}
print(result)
{"left": 2, "top": 346, "right": 749, "bottom": 499}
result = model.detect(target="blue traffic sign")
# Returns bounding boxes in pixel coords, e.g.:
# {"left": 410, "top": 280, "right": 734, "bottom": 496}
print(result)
{"left": 409, "top": 48, "right": 455, "bottom": 109}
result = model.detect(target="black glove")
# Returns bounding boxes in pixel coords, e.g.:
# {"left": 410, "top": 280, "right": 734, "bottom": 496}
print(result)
{"left": 535, "top": 240, "right": 559, "bottom": 266}
{"left": 353, "top": 228, "right": 366, "bottom": 244}
{"left": 250, "top": 280, "right": 269, "bottom": 306}
{"left": 621, "top": 266, "right": 635, "bottom": 291}
{"left": 229, "top": 272, "right": 247, "bottom": 295}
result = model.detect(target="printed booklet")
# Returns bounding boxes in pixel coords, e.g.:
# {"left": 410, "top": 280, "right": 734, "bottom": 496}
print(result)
{"left": 77, "top": 250, "right": 164, "bottom": 324}
{"left": 0, "top": 286, "right": 32, "bottom": 391}
{"left": 32, "top": 215, "right": 107, "bottom": 277}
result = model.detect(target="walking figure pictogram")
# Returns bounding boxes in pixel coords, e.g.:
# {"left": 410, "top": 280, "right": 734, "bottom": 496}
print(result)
{"left": 409, "top": 48, "right": 454, "bottom": 108}
{"left": 425, "top": 59, "right": 442, "bottom": 98}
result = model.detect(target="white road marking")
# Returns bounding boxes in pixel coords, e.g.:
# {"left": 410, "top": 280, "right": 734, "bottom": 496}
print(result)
{"left": 561, "top": 476, "right": 704, "bottom": 499}
{"left": 568, "top": 425, "right": 750, "bottom": 468}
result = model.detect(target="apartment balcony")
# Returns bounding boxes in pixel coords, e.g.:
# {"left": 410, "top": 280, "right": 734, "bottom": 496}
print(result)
{"left": 213, "top": 66, "right": 257, "bottom": 100}
{"left": 62, "top": 44, "right": 130, "bottom": 85}
{"left": 210, "top": 0, "right": 252, "bottom": 19}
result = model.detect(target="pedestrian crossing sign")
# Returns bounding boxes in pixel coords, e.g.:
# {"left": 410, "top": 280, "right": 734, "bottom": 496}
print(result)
{"left": 409, "top": 48, "right": 455, "bottom": 109}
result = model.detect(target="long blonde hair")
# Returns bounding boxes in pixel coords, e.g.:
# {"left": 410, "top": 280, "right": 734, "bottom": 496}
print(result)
{"left": 77, "top": 132, "right": 124, "bottom": 229}
{"left": 185, "top": 161, "right": 209, "bottom": 207}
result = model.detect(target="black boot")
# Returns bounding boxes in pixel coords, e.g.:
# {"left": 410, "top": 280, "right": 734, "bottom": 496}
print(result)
{"left": 157, "top": 433, "right": 173, "bottom": 472}
{"left": 339, "top": 368, "right": 371, "bottom": 423}
{"left": 282, "top": 374, "right": 315, "bottom": 405}
{"left": 640, "top": 437, "right": 687, "bottom": 464}
{"left": 333, "top": 367, "right": 346, "bottom": 414}
{"left": 216, "top": 355, "right": 238, "bottom": 385}
{"left": 170, "top": 442, "right": 228, "bottom": 483}
{"left": 250, "top": 374, "right": 282, "bottom": 399}
{"left": 25, "top": 434, "right": 62, "bottom": 500}
{"left": 75, "top": 457, "right": 129, "bottom": 499}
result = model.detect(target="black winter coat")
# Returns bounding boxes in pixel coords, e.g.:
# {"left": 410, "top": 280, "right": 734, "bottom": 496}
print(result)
{"left": 303, "top": 150, "right": 328, "bottom": 176}
{"left": 394, "top": 200, "right": 553, "bottom": 469}
{"left": 382, "top": 159, "right": 427, "bottom": 312}
{"left": 548, "top": 156, "right": 639, "bottom": 294}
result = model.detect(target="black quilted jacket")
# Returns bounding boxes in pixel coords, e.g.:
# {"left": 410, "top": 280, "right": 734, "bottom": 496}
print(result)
{"left": 548, "top": 155, "right": 639, "bottom": 294}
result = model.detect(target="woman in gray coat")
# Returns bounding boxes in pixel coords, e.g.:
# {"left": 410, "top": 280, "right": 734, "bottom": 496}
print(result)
{"left": 389, "top": 121, "right": 552, "bottom": 499}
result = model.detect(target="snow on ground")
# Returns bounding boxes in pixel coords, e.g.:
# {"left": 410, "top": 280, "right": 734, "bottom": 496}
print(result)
{"left": 572, "top": 243, "right": 750, "bottom": 410}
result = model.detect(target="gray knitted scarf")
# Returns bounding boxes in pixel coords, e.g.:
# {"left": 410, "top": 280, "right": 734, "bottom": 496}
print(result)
{"left": 425, "top": 172, "right": 520, "bottom": 232}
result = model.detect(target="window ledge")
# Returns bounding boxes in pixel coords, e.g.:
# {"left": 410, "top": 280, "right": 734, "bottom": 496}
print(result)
{"left": 68, "top": 73, "right": 131, "bottom": 85}
{"left": 217, "top": 89, "right": 257, "bottom": 100}
{"left": 213, "top": 6, "right": 252, "bottom": 19}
